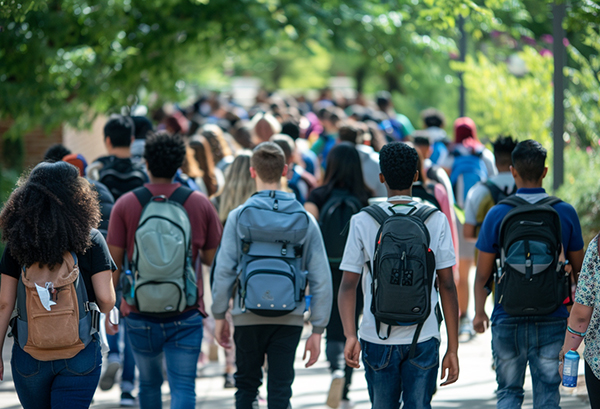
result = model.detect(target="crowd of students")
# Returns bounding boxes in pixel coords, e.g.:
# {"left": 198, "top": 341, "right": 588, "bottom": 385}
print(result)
{"left": 0, "top": 89, "right": 599, "bottom": 409}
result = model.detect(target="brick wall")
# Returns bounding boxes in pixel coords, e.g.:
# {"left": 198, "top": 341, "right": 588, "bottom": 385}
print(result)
{"left": 63, "top": 116, "right": 108, "bottom": 164}
{"left": 0, "top": 120, "right": 63, "bottom": 169}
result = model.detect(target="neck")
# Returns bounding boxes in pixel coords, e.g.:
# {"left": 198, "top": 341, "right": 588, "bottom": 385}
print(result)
{"left": 109, "top": 147, "right": 131, "bottom": 158}
{"left": 149, "top": 175, "right": 174, "bottom": 184}
{"left": 387, "top": 188, "right": 412, "bottom": 200}
{"left": 517, "top": 181, "right": 543, "bottom": 189}
{"left": 498, "top": 166, "right": 511, "bottom": 173}
{"left": 256, "top": 180, "right": 283, "bottom": 192}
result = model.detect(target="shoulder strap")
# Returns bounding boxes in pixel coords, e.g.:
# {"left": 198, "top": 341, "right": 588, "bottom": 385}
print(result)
{"left": 169, "top": 186, "right": 194, "bottom": 206}
{"left": 537, "top": 196, "right": 562, "bottom": 207}
{"left": 362, "top": 204, "right": 390, "bottom": 226}
{"left": 412, "top": 205, "right": 438, "bottom": 223}
{"left": 497, "top": 195, "right": 529, "bottom": 208}
{"left": 133, "top": 187, "right": 153, "bottom": 207}
{"left": 484, "top": 180, "right": 503, "bottom": 204}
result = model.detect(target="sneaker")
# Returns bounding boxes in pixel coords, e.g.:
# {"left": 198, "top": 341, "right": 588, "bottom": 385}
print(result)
{"left": 458, "top": 317, "right": 475, "bottom": 343}
{"left": 100, "top": 360, "right": 121, "bottom": 391}
{"left": 339, "top": 400, "right": 355, "bottom": 409}
{"left": 224, "top": 373, "right": 235, "bottom": 389}
{"left": 120, "top": 391, "right": 136, "bottom": 407}
{"left": 326, "top": 370, "right": 345, "bottom": 408}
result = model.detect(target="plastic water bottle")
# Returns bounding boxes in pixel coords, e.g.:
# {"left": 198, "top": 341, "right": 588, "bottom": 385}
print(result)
{"left": 562, "top": 349, "right": 580, "bottom": 387}
{"left": 125, "top": 269, "right": 135, "bottom": 299}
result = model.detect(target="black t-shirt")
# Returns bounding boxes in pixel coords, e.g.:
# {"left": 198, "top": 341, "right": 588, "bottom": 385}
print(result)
{"left": 0, "top": 229, "right": 116, "bottom": 303}
{"left": 307, "top": 186, "right": 369, "bottom": 212}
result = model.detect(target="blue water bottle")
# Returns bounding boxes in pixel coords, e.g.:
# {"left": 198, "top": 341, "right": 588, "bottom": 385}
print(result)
{"left": 562, "top": 349, "right": 580, "bottom": 387}
{"left": 125, "top": 269, "right": 135, "bottom": 299}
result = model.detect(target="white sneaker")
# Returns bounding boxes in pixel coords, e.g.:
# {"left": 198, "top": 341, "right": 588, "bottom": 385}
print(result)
{"left": 100, "top": 360, "right": 120, "bottom": 391}
{"left": 340, "top": 400, "right": 355, "bottom": 409}
{"left": 326, "top": 370, "right": 345, "bottom": 408}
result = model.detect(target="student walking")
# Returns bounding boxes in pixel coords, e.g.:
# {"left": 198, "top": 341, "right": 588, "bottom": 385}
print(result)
{"left": 338, "top": 142, "right": 460, "bottom": 409}
{"left": 212, "top": 142, "right": 333, "bottom": 409}
{"left": 106, "top": 132, "right": 223, "bottom": 409}
{"left": 473, "top": 139, "right": 585, "bottom": 408}
{"left": 0, "top": 161, "right": 116, "bottom": 409}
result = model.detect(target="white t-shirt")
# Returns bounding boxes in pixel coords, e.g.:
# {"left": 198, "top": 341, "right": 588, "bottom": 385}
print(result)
{"left": 339, "top": 196, "right": 456, "bottom": 345}
{"left": 464, "top": 172, "right": 515, "bottom": 225}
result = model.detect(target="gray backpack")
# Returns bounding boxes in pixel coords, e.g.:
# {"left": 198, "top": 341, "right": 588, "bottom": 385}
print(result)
{"left": 237, "top": 191, "right": 309, "bottom": 316}
{"left": 128, "top": 186, "right": 198, "bottom": 316}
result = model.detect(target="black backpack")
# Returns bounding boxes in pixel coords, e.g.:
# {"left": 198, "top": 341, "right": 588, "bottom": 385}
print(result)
{"left": 97, "top": 156, "right": 147, "bottom": 200}
{"left": 363, "top": 204, "right": 438, "bottom": 356}
{"left": 484, "top": 180, "right": 516, "bottom": 205}
{"left": 319, "top": 190, "right": 364, "bottom": 265}
{"left": 412, "top": 182, "right": 441, "bottom": 210}
{"left": 496, "top": 196, "right": 569, "bottom": 316}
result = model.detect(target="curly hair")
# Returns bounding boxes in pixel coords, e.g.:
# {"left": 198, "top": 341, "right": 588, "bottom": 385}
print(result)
{"left": 0, "top": 161, "right": 101, "bottom": 268}
{"left": 379, "top": 142, "right": 419, "bottom": 191}
{"left": 143, "top": 131, "right": 186, "bottom": 179}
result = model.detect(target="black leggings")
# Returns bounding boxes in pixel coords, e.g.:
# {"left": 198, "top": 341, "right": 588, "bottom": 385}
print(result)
{"left": 586, "top": 360, "right": 600, "bottom": 409}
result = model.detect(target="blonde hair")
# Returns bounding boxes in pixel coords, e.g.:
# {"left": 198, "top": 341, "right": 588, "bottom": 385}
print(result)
{"left": 218, "top": 151, "right": 256, "bottom": 223}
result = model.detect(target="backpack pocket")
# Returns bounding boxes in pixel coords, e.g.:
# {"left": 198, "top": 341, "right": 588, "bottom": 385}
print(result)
{"left": 135, "top": 281, "right": 185, "bottom": 314}
{"left": 505, "top": 240, "right": 554, "bottom": 277}
{"left": 374, "top": 248, "right": 431, "bottom": 325}
{"left": 243, "top": 258, "right": 297, "bottom": 317}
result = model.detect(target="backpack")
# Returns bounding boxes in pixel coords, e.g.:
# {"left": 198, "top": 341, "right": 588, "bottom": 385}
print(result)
{"left": 450, "top": 149, "right": 488, "bottom": 208}
{"left": 319, "top": 189, "right": 364, "bottom": 265}
{"left": 236, "top": 191, "right": 309, "bottom": 317}
{"left": 127, "top": 186, "right": 198, "bottom": 316}
{"left": 12, "top": 252, "right": 100, "bottom": 361}
{"left": 412, "top": 182, "right": 442, "bottom": 210}
{"left": 474, "top": 180, "right": 516, "bottom": 236}
{"left": 495, "top": 196, "right": 569, "bottom": 316}
{"left": 362, "top": 204, "right": 438, "bottom": 355}
{"left": 97, "top": 156, "right": 148, "bottom": 200}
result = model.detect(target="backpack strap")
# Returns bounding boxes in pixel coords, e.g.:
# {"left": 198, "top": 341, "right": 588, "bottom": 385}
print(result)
{"left": 362, "top": 204, "right": 390, "bottom": 226}
{"left": 168, "top": 186, "right": 194, "bottom": 206}
{"left": 484, "top": 180, "right": 504, "bottom": 204}
{"left": 412, "top": 205, "right": 438, "bottom": 224}
{"left": 497, "top": 195, "right": 529, "bottom": 207}
{"left": 537, "top": 196, "right": 562, "bottom": 207}
{"left": 133, "top": 186, "right": 153, "bottom": 207}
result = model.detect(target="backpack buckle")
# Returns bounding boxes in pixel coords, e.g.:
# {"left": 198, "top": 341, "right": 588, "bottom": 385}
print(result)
{"left": 281, "top": 244, "right": 287, "bottom": 256}
{"left": 242, "top": 242, "right": 250, "bottom": 254}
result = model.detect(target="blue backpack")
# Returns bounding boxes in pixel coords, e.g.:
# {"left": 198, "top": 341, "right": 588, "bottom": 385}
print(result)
{"left": 450, "top": 150, "right": 488, "bottom": 208}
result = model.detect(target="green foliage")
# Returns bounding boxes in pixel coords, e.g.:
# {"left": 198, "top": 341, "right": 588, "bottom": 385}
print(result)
{"left": 452, "top": 46, "right": 554, "bottom": 144}
{"left": 0, "top": 167, "right": 19, "bottom": 254}
{"left": 557, "top": 146, "right": 600, "bottom": 246}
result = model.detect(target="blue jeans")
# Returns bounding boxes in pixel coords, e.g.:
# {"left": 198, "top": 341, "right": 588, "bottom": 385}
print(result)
{"left": 11, "top": 338, "right": 102, "bottom": 409}
{"left": 125, "top": 312, "right": 203, "bottom": 409}
{"left": 491, "top": 317, "right": 566, "bottom": 409}
{"left": 360, "top": 337, "right": 440, "bottom": 409}
{"left": 106, "top": 322, "right": 136, "bottom": 390}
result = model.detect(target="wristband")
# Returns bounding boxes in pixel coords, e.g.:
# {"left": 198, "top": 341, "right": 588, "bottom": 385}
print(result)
{"left": 567, "top": 326, "right": 586, "bottom": 337}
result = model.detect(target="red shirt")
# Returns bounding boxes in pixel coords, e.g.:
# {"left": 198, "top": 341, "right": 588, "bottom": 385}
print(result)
{"left": 107, "top": 183, "right": 223, "bottom": 316}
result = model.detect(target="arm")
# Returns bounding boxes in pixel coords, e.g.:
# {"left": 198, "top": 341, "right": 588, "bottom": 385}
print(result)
{"left": 338, "top": 271, "right": 361, "bottom": 369}
{"left": 304, "top": 202, "right": 320, "bottom": 220}
{"left": 91, "top": 270, "right": 116, "bottom": 314}
{"left": 108, "top": 244, "right": 125, "bottom": 289}
{"left": 463, "top": 224, "right": 477, "bottom": 242}
{"left": 437, "top": 266, "right": 459, "bottom": 386}
{"left": 566, "top": 249, "right": 584, "bottom": 284}
{"left": 200, "top": 248, "right": 217, "bottom": 268}
{"left": 473, "top": 250, "right": 495, "bottom": 333}
{"left": 562, "top": 302, "right": 593, "bottom": 353}
{"left": 0, "top": 275, "right": 18, "bottom": 381}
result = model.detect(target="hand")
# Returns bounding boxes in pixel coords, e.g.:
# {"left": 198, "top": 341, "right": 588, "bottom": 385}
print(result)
{"left": 105, "top": 316, "right": 119, "bottom": 336}
{"left": 344, "top": 336, "right": 361, "bottom": 369}
{"left": 559, "top": 348, "right": 565, "bottom": 380}
{"left": 214, "top": 319, "right": 232, "bottom": 349}
{"left": 303, "top": 333, "right": 321, "bottom": 368}
{"left": 473, "top": 312, "right": 489, "bottom": 334}
{"left": 440, "top": 351, "right": 459, "bottom": 386}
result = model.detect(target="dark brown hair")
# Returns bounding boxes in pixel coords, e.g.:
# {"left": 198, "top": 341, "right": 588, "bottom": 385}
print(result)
{"left": 0, "top": 161, "right": 101, "bottom": 268}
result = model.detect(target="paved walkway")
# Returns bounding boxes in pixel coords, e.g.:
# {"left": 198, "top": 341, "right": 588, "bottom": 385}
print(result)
{"left": 0, "top": 327, "right": 589, "bottom": 409}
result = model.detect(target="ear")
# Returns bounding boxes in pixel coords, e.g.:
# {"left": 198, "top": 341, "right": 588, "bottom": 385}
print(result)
{"left": 413, "top": 170, "right": 419, "bottom": 182}
{"left": 510, "top": 165, "right": 518, "bottom": 179}
{"left": 379, "top": 173, "right": 385, "bottom": 184}
{"left": 282, "top": 164, "right": 289, "bottom": 177}
{"left": 249, "top": 166, "right": 257, "bottom": 180}
{"left": 105, "top": 136, "right": 113, "bottom": 150}
{"left": 541, "top": 166, "right": 548, "bottom": 180}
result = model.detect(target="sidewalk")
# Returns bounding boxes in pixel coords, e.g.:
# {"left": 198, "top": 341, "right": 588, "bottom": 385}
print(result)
{"left": 1, "top": 328, "right": 589, "bottom": 409}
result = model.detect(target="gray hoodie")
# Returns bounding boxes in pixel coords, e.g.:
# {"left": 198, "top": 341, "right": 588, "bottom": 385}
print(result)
{"left": 211, "top": 191, "right": 332, "bottom": 334}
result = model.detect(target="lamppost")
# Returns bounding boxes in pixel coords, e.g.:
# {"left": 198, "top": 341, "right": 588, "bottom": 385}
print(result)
{"left": 552, "top": 1, "right": 566, "bottom": 191}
